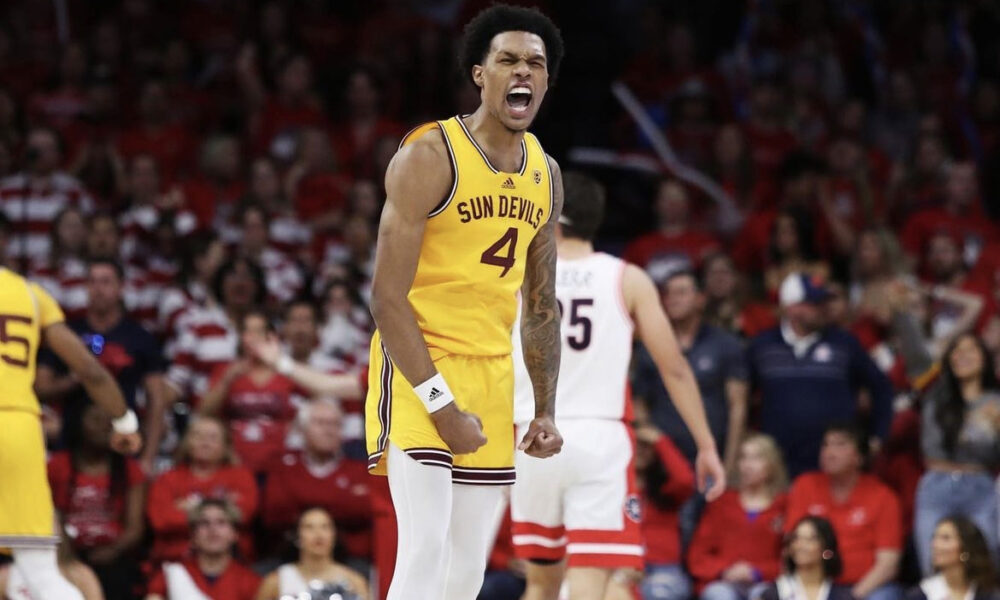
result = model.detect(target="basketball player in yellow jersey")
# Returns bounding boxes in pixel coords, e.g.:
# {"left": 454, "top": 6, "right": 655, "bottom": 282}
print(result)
{"left": 363, "top": 5, "right": 565, "bottom": 599}
{"left": 0, "top": 267, "right": 142, "bottom": 599}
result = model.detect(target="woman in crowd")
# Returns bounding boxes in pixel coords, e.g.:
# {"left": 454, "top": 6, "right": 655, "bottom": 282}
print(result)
{"left": 687, "top": 433, "right": 788, "bottom": 600}
{"left": 255, "top": 507, "right": 369, "bottom": 600}
{"left": 915, "top": 333, "right": 1000, "bottom": 575}
{"left": 908, "top": 516, "right": 998, "bottom": 600}
{"left": 759, "top": 516, "right": 854, "bottom": 600}
{"left": 199, "top": 309, "right": 299, "bottom": 473}
{"left": 634, "top": 421, "right": 696, "bottom": 600}
{"left": 29, "top": 206, "right": 89, "bottom": 320}
{"left": 147, "top": 416, "right": 259, "bottom": 564}
{"left": 157, "top": 231, "right": 226, "bottom": 349}
{"left": 700, "top": 252, "right": 776, "bottom": 339}
{"left": 763, "top": 208, "right": 829, "bottom": 301}
{"left": 47, "top": 400, "right": 145, "bottom": 598}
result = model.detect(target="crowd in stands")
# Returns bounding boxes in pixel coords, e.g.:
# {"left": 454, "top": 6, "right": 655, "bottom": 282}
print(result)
{"left": 2, "top": 0, "right": 1000, "bottom": 599}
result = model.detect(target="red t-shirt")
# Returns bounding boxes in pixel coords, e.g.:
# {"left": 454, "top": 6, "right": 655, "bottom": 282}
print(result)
{"left": 686, "top": 490, "right": 786, "bottom": 591}
{"left": 146, "top": 465, "right": 259, "bottom": 563}
{"left": 623, "top": 230, "right": 721, "bottom": 271}
{"left": 207, "top": 366, "right": 298, "bottom": 472}
{"left": 641, "top": 435, "right": 696, "bottom": 565}
{"left": 262, "top": 452, "right": 373, "bottom": 559}
{"left": 253, "top": 96, "right": 328, "bottom": 155}
{"left": 293, "top": 172, "right": 351, "bottom": 222}
{"left": 47, "top": 452, "right": 144, "bottom": 550}
{"left": 785, "top": 472, "right": 903, "bottom": 584}
{"left": 146, "top": 558, "right": 260, "bottom": 600}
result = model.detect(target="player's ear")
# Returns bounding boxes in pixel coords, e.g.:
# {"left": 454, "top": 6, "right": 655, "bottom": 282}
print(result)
{"left": 472, "top": 65, "right": 485, "bottom": 89}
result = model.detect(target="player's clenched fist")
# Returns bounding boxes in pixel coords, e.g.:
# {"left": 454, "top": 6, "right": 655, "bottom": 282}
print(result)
{"left": 518, "top": 415, "right": 563, "bottom": 458}
{"left": 431, "top": 402, "right": 488, "bottom": 455}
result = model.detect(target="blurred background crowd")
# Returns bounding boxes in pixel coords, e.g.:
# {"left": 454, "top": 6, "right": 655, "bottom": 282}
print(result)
{"left": 1, "top": 0, "right": 1000, "bottom": 599}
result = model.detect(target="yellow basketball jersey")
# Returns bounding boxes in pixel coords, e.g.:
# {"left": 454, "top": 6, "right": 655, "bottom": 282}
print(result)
{"left": 400, "top": 116, "right": 553, "bottom": 359}
{"left": 0, "top": 268, "right": 65, "bottom": 415}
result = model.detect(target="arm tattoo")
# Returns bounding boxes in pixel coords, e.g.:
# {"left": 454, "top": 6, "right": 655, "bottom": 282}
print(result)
{"left": 521, "top": 157, "right": 563, "bottom": 418}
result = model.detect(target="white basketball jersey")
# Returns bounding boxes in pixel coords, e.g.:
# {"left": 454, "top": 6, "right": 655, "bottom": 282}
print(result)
{"left": 513, "top": 252, "right": 634, "bottom": 424}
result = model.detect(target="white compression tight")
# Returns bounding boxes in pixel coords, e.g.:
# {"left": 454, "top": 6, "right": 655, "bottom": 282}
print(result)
{"left": 10, "top": 547, "right": 83, "bottom": 600}
{"left": 386, "top": 442, "right": 505, "bottom": 600}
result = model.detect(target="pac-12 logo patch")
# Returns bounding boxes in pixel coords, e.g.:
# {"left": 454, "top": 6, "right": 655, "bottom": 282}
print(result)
{"left": 533, "top": 169, "right": 542, "bottom": 184}
{"left": 625, "top": 494, "right": 642, "bottom": 523}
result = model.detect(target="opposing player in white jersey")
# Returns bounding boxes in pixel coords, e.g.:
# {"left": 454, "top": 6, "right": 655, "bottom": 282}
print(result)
{"left": 511, "top": 173, "right": 726, "bottom": 600}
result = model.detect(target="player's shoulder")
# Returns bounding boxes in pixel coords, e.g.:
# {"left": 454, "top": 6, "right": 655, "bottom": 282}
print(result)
{"left": 385, "top": 121, "right": 452, "bottom": 208}
{"left": 393, "top": 121, "right": 449, "bottom": 166}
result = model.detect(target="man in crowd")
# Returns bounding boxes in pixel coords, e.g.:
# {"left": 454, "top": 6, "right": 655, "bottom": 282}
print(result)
{"left": 35, "top": 258, "right": 168, "bottom": 472}
{"left": 747, "top": 272, "right": 894, "bottom": 476}
{"left": 0, "top": 126, "right": 93, "bottom": 268}
{"left": 145, "top": 499, "right": 260, "bottom": 600}
{"left": 262, "top": 399, "right": 372, "bottom": 568}
{"left": 787, "top": 424, "right": 903, "bottom": 600}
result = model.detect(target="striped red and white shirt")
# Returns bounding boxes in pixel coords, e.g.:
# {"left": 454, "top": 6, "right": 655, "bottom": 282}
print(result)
{"left": 119, "top": 204, "right": 198, "bottom": 267}
{"left": 158, "top": 282, "right": 210, "bottom": 355}
{"left": 0, "top": 172, "right": 94, "bottom": 263}
{"left": 268, "top": 212, "right": 312, "bottom": 258}
{"left": 255, "top": 248, "right": 305, "bottom": 305}
{"left": 165, "top": 304, "right": 237, "bottom": 403}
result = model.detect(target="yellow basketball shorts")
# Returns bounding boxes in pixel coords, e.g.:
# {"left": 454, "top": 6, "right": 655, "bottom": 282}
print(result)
{"left": 0, "top": 410, "right": 57, "bottom": 548}
{"left": 365, "top": 332, "right": 516, "bottom": 485}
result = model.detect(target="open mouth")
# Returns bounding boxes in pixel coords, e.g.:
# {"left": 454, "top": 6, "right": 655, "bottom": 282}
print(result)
{"left": 505, "top": 86, "right": 532, "bottom": 115}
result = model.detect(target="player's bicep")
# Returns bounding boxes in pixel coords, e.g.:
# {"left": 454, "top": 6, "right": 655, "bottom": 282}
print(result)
{"left": 371, "top": 137, "right": 451, "bottom": 305}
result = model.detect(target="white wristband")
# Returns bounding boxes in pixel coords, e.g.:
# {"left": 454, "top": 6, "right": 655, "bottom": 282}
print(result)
{"left": 414, "top": 373, "right": 455, "bottom": 413}
{"left": 111, "top": 409, "right": 139, "bottom": 435}
{"left": 276, "top": 354, "right": 294, "bottom": 375}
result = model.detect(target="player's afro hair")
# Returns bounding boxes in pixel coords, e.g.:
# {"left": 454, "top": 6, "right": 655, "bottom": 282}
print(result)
{"left": 459, "top": 4, "right": 564, "bottom": 87}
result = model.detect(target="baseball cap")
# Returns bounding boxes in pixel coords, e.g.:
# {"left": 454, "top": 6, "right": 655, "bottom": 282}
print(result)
{"left": 779, "top": 272, "right": 833, "bottom": 307}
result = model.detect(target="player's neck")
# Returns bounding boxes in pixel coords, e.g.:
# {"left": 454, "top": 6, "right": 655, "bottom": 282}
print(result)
{"left": 556, "top": 238, "right": 593, "bottom": 259}
{"left": 465, "top": 107, "right": 525, "bottom": 172}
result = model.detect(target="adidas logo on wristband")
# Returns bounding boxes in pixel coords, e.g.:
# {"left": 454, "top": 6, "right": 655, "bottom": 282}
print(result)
{"left": 415, "top": 375, "right": 455, "bottom": 413}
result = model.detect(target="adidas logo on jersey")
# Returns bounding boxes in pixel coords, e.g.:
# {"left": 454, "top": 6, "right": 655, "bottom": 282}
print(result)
{"left": 428, "top": 387, "right": 444, "bottom": 402}
{"left": 501, "top": 177, "right": 515, "bottom": 189}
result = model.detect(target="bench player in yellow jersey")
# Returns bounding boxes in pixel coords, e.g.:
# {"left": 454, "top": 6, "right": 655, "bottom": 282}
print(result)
{"left": 364, "top": 5, "right": 566, "bottom": 598}
{"left": 0, "top": 267, "right": 141, "bottom": 599}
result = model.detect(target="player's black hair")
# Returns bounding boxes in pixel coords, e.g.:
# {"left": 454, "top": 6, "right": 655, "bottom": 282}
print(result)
{"left": 785, "top": 516, "right": 844, "bottom": 578}
{"left": 559, "top": 171, "right": 604, "bottom": 241}
{"left": 459, "top": 4, "right": 564, "bottom": 86}
{"left": 87, "top": 256, "right": 126, "bottom": 282}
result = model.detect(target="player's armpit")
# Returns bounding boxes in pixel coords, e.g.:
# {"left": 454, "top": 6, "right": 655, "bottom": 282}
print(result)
{"left": 369, "top": 130, "right": 452, "bottom": 387}
{"left": 520, "top": 154, "right": 563, "bottom": 419}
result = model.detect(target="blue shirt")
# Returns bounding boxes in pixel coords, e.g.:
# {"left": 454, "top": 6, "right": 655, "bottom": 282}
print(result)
{"left": 746, "top": 325, "right": 894, "bottom": 477}
{"left": 634, "top": 323, "right": 747, "bottom": 463}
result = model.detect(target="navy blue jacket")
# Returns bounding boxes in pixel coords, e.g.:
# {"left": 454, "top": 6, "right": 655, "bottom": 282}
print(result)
{"left": 747, "top": 325, "right": 894, "bottom": 477}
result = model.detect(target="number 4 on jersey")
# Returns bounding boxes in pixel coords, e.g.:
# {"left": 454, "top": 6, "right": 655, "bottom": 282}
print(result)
{"left": 480, "top": 227, "right": 518, "bottom": 277}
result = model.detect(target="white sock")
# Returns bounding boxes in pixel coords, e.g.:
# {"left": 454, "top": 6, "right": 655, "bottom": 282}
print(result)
{"left": 386, "top": 442, "right": 453, "bottom": 600}
{"left": 442, "top": 483, "right": 506, "bottom": 600}
{"left": 11, "top": 547, "right": 84, "bottom": 600}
